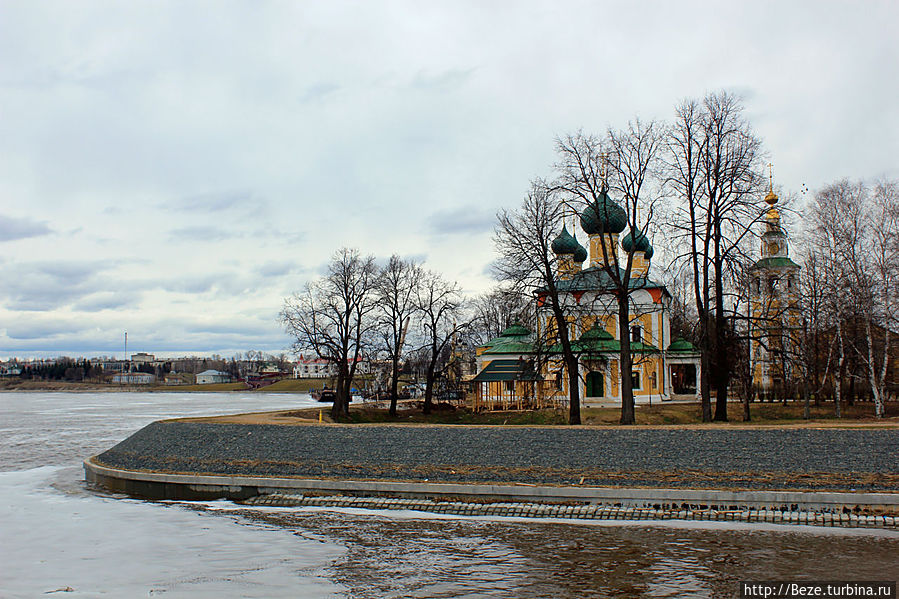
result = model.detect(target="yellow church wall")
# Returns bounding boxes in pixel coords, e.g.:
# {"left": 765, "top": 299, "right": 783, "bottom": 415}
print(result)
{"left": 610, "top": 361, "right": 619, "bottom": 396}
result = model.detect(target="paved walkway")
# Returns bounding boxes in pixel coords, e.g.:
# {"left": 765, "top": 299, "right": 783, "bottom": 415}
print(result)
{"left": 96, "top": 421, "right": 899, "bottom": 492}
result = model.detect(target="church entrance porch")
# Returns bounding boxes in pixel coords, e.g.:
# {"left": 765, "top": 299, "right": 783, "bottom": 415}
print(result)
{"left": 585, "top": 371, "right": 605, "bottom": 398}
{"left": 670, "top": 363, "right": 697, "bottom": 395}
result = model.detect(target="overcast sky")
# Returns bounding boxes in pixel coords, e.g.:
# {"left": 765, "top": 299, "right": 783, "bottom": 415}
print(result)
{"left": 1, "top": 1, "right": 897, "bottom": 359}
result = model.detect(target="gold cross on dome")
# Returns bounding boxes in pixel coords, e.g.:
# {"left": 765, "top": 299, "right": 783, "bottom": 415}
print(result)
{"left": 600, "top": 152, "right": 608, "bottom": 187}
{"left": 768, "top": 163, "right": 774, "bottom": 192}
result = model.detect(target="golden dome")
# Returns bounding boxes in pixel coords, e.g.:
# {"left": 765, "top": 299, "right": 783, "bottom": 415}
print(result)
{"left": 766, "top": 207, "right": 780, "bottom": 220}
{"left": 764, "top": 189, "right": 779, "bottom": 205}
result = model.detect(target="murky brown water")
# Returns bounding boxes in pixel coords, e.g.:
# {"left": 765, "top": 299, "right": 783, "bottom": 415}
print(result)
{"left": 224, "top": 506, "right": 899, "bottom": 598}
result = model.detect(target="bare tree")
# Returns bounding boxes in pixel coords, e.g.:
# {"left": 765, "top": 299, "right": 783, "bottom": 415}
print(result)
{"left": 494, "top": 180, "right": 584, "bottom": 423}
{"left": 555, "top": 121, "right": 664, "bottom": 425}
{"left": 415, "top": 270, "right": 467, "bottom": 415}
{"left": 862, "top": 180, "right": 897, "bottom": 416}
{"left": 665, "top": 91, "right": 765, "bottom": 421}
{"left": 280, "top": 248, "right": 378, "bottom": 419}
{"left": 376, "top": 254, "right": 422, "bottom": 416}
{"left": 469, "top": 285, "right": 534, "bottom": 347}
{"left": 808, "top": 180, "right": 869, "bottom": 417}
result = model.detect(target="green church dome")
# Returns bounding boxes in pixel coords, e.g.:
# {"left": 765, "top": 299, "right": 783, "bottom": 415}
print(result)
{"left": 551, "top": 225, "right": 580, "bottom": 255}
{"left": 580, "top": 323, "right": 614, "bottom": 341}
{"left": 580, "top": 189, "right": 627, "bottom": 235}
{"left": 621, "top": 228, "right": 651, "bottom": 253}
{"left": 667, "top": 338, "right": 697, "bottom": 352}
{"left": 573, "top": 243, "right": 588, "bottom": 263}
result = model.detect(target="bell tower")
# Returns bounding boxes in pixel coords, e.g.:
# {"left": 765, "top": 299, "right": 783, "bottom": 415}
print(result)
{"left": 749, "top": 164, "right": 801, "bottom": 397}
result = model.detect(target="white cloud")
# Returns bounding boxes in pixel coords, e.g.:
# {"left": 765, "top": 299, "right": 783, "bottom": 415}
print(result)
{"left": 0, "top": 0, "right": 896, "bottom": 357}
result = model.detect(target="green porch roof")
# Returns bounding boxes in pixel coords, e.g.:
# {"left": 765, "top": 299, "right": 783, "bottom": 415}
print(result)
{"left": 472, "top": 359, "right": 542, "bottom": 382}
{"left": 667, "top": 338, "right": 698, "bottom": 353}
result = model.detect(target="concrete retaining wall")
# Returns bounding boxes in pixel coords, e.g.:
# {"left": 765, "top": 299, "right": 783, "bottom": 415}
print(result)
{"left": 84, "top": 458, "right": 899, "bottom": 517}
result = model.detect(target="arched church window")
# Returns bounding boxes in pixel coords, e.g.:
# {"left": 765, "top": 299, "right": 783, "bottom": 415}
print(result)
{"left": 630, "top": 326, "right": 642, "bottom": 343}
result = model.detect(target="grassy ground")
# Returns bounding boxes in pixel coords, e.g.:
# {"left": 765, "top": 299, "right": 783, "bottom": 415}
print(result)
{"left": 580, "top": 400, "right": 899, "bottom": 426}
{"left": 246, "top": 399, "right": 899, "bottom": 427}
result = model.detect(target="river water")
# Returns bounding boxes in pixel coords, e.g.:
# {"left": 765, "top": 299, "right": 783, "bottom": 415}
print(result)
{"left": 0, "top": 392, "right": 896, "bottom": 598}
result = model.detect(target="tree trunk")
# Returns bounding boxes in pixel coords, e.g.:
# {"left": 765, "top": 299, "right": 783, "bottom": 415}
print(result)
{"left": 866, "top": 319, "right": 887, "bottom": 419}
{"left": 388, "top": 355, "right": 400, "bottom": 417}
{"left": 618, "top": 296, "right": 635, "bottom": 425}
{"left": 423, "top": 363, "right": 436, "bottom": 415}
{"left": 566, "top": 353, "right": 581, "bottom": 425}
{"left": 834, "top": 321, "right": 844, "bottom": 419}
{"left": 712, "top": 268, "right": 729, "bottom": 422}
{"left": 331, "top": 362, "right": 349, "bottom": 420}
{"left": 700, "top": 345, "right": 712, "bottom": 422}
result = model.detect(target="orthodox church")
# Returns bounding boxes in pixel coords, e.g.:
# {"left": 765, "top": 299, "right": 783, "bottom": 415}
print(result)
{"left": 749, "top": 177, "right": 802, "bottom": 395}
{"left": 473, "top": 187, "right": 701, "bottom": 409}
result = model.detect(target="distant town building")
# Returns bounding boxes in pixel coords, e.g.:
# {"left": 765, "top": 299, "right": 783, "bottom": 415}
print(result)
{"left": 97, "top": 360, "right": 129, "bottom": 373}
{"left": 112, "top": 372, "right": 156, "bottom": 385}
{"left": 195, "top": 370, "right": 233, "bottom": 384}
{"left": 292, "top": 356, "right": 371, "bottom": 379}
{"left": 163, "top": 371, "right": 191, "bottom": 386}
{"left": 293, "top": 356, "right": 333, "bottom": 378}
{"left": 0, "top": 363, "right": 22, "bottom": 377}
{"left": 131, "top": 352, "right": 156, "bottom": 364}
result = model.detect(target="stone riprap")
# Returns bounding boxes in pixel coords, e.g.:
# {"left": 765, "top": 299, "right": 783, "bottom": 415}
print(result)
{"left": 94, "top": 422, "right": 899, "bottom": 492}
{"left": 241, "top": 494, "right": 899, "bottom": 529}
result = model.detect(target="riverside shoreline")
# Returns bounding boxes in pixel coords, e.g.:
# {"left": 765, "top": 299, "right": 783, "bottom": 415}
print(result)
{"left": 87, "top": 416, "right": 899, "bottom": 528}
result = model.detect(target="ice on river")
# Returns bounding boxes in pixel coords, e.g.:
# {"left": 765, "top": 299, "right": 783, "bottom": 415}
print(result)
{"left": 0, "top": 466, "right": 342, "bottom": 598}
{"left": 0, "top": 391, "right": 342, "bottom": 598}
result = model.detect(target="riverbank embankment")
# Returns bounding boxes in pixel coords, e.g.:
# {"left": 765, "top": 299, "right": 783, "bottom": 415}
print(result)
{"left": 86, "top": 418, "right": 899, "bottom": 528}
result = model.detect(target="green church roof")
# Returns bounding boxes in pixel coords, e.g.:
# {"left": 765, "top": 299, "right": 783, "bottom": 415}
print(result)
{"left": 551, "top": 266, "right": 669, "bottom": 294}
{"left": 667, "top": 338, "right": 697, "bottom": 353}
{"left": 751, "top": 257, "right": 800, "bottom": 270}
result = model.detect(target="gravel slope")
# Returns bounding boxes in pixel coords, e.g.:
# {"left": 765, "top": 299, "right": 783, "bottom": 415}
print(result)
{"left": 94, "top": 422, "right": 899, "bottom": 491}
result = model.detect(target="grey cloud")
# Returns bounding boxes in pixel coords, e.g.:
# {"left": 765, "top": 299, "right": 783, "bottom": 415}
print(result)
{"left": 0, "top": 260, "right": 117, "bottom": 311}
{"left": 300, "top": 82, "right": 340, "bottom": 103}
{"left": 427, "top": 206, "right": 495, "bottom": 236}
{"left": 411, "top": 68, "right": 475, "bottom": 91}
{"left": 258, "top": 261, "right": 304, "bottom": 278}
{"left": 183, "top": 321, "right": 273, "bottom": 337}
{"left": 73, "top": 292, "right": 141, "bottom": 312}
{"left": 164, "top": 190, "right": 256, "bottom": 213}
{"left": 168, "top": 226, "right": 234, "bottom": 242}
{"left": 0, "top": 215, "right": 53, "bottom": 241}
{"left": 5, "top": 319, "right": 90, "bottom": 340}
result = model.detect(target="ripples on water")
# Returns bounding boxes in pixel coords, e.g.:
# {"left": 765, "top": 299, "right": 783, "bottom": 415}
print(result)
{"left": 1, "top": 392, "right": 897, "bottom": 598}
{"left": 211, "top": 506, "right": 899, "bottom": 599}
